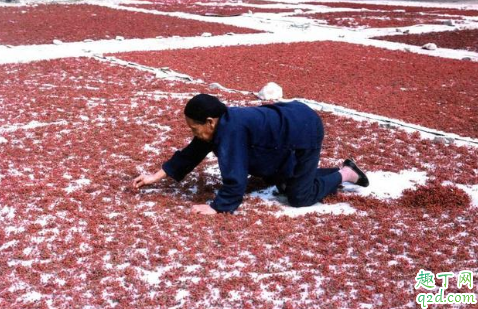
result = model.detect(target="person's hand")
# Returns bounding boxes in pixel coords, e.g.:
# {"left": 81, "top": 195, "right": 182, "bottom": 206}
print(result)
{"left": 133, "top": 169, "right": 167, "bottom": 189}
{"left": 133, "top": 174, "right": 158, "bottom": 188}
{"left": 192, "top": 204, "right": 217, "bottom": 215}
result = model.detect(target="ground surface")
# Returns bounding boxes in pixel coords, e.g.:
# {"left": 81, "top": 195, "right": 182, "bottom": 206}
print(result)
{"left": 374, "top": 28, "right": 478, "bottom": 51}
{"left": 1, "top": 0, "right": 478, "bottom": 308}
{"left": 0, "top": 4, "right": 258, "bottom": 46}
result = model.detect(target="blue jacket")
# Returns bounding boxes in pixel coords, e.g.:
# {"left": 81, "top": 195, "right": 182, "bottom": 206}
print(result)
{"left": 162, "top": 101, "right": 322, "bottom": 213}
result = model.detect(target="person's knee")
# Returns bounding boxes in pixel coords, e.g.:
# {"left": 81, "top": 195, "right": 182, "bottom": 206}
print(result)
{"left": 287, "top": 194, "right": 314, "bottom": 208}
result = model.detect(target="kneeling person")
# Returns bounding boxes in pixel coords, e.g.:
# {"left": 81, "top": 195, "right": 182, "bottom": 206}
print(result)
{"left": 133, "top": 94, "right": 369, "bottom": 214}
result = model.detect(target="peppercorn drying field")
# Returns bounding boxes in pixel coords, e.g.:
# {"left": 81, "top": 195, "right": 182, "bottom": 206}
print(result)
{"left": 1, "top": 0, "right": 478, "bottom": 308}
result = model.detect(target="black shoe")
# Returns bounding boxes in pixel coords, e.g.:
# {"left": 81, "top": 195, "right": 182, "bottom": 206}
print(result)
{"left": 343, "top": 159, "right": 369, "bottom": 187}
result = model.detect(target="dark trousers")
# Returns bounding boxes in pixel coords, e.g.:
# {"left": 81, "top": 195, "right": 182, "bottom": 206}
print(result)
{"left": 265, "top": 114, "right": 342, "bottom": 207}
{"left": 284, "top": 115, "right": 342, "bottom": 207}
{"left": 284, "top": 148, "right": 342, "bottom": 207}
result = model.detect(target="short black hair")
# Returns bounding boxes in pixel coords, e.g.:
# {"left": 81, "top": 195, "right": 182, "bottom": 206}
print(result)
{"left": 184, "top": 94, "right": 227, "bottom": 124}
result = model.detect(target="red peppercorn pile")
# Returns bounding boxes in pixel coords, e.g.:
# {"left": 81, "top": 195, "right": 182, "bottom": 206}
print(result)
{"left": 298, "top": 11, "right": 446, "bottom": 28}
{"left": 306, "top": 1, "right": 478, "bottom": 16}
{"left": 1, "top": 58, "right": 477, "bottom": 308}
{"left": 2, "top": 1, "right": 478, "bottom": 307}
{"left": 113, "top": 41, "right": 478, "bottom": 139}
{"left": 0, "top": 4, "right": 259, "bottom": 46}
{"left": 375, "top": 29, "right": 478, "bottom": 53}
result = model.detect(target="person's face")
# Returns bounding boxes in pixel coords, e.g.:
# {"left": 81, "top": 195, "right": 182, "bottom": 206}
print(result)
{"left": 185, "top": 116, "right": 218, "bottom": 142}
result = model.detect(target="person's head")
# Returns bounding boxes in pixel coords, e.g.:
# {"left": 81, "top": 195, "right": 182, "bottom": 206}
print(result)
{"left": 184, "top": 94, "right": 227, "bottom": 142}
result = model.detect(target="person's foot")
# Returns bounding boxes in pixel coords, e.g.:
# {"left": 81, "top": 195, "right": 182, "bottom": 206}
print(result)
{"left": 340, "top": 166, "right": 359, "bottom": 183}
{"left": 342, "top": 159, "right": 369, "bottom": 187}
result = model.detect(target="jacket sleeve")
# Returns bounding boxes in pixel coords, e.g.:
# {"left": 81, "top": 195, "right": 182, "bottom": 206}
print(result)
{"left": 211, "top": 127, "right": 249, "bottom": 213}
{"left": 162, "top": 137, "right": 213, "bottom": 182}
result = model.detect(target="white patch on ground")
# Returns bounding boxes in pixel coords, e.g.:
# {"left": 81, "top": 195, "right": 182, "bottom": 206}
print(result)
{"left": 137, "top": 201, "right": 156, "bottom": 208}
{"left": 175, "top": 289, "right": 190, "bottom": 302}
{"left": 0, "top": 120, "right": 68, "bottom": 133}
{"left": 1, "top": 206, "right": 15, "bottom": 220}
{"left": 140, "top": 266, "right": 174, "bottom": 285}
{"left": 34, "top": 215, "right": 55, "bottom": 227}
{"left": 458, "top": 184, "right": 478, "bottom": 207}
{"left": 250, "top": 186, "right": 357, "bottom": 216}
{"left": 280, "top": 202, "right": 356, "bottom": 217}
{"left": 65, "top": 177, "right": 91, "bottom": 193}
{"left": 342, "top": 170, "right": 428, "bottom": 199}
{"left": 143, "top": 143, "right": 161, "bottom": 155}
{"left": 0, "top": 136, "right": 7, "bottom": 144}
{"left": 250, "top": 170, "right": 429, "bottom": 216}
{"left": 204, "top": 164, "right": 221, "bottom": 177}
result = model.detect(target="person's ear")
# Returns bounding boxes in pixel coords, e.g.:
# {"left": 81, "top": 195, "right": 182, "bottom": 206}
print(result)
{"left": 206, "top": 117, "right": 216, "bottom": 129}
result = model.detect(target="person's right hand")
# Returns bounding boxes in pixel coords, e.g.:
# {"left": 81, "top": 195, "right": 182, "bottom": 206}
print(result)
{"left": 133, "top": 174, "right": 158, "bottom": 189}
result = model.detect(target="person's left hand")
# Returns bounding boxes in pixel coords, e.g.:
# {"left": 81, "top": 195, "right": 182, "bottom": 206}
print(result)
{"left": 192, "top": 204, "right": 217, "bottom": 215}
